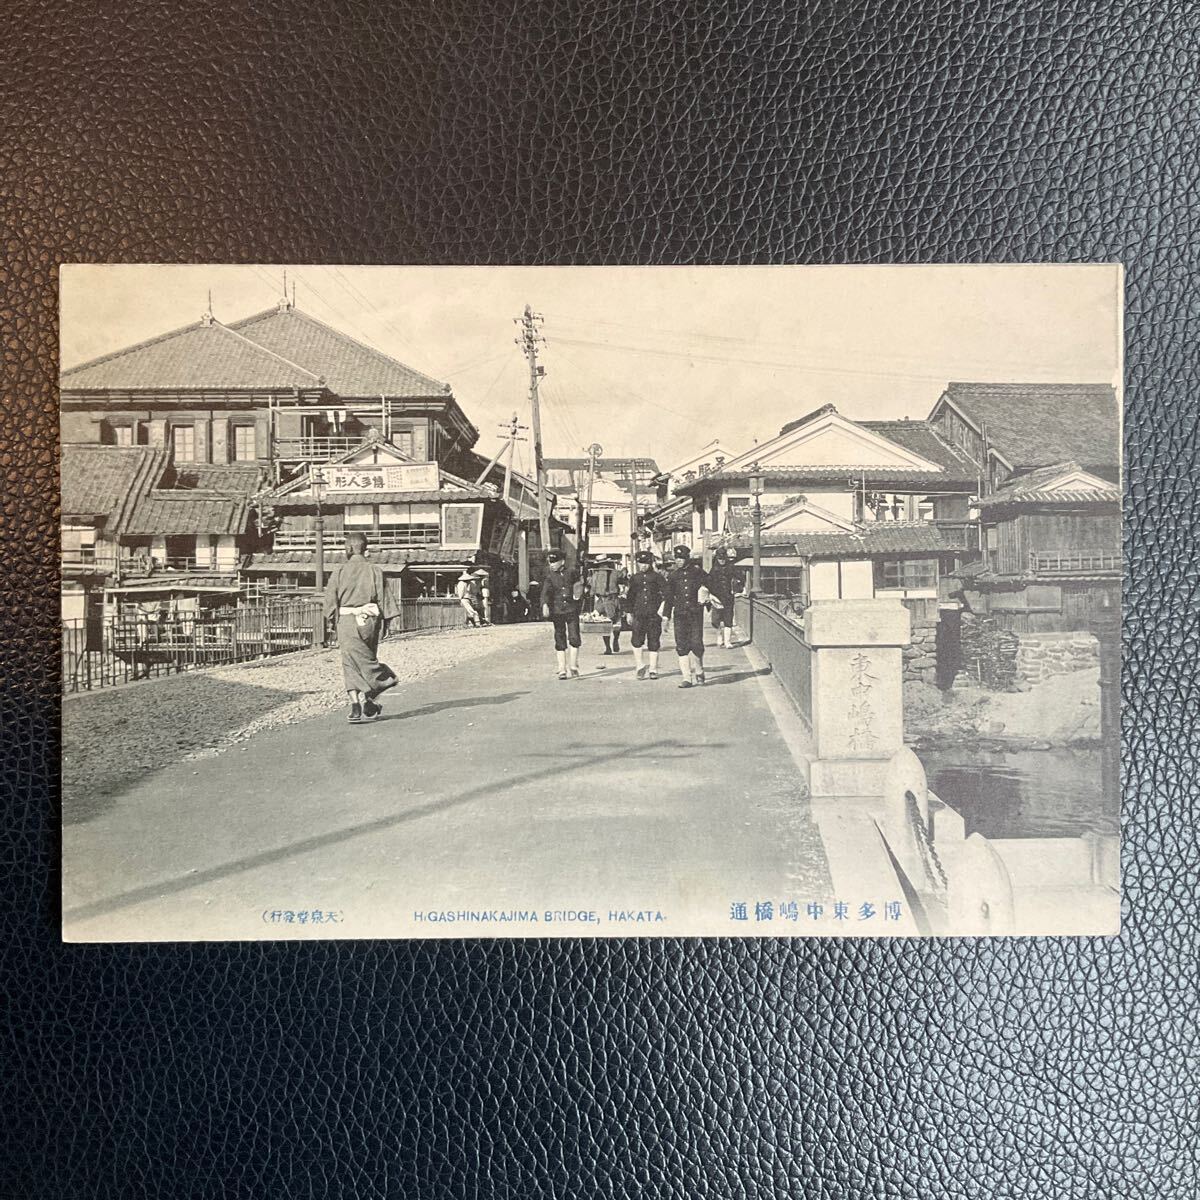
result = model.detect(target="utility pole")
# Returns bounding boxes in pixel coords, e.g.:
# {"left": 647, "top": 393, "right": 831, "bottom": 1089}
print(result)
{"left": 627, "top": 458, "right": 640, "bottom": 568}
{"left": 582, "top": 443, "right": 602, "bottom": 574}
{"left": 516, "top": 305, "right": 551, "bottom": 554}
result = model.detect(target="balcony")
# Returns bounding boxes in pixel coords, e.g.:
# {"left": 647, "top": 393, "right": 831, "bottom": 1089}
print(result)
{"left": 273, "top": 436, "right": 363, "bottom": 461}
{"left": 271, "top": 527, "right": 441, "bottom": 552}
{"left": 934, "top": 521, "right": 979, "bottom": 551}
{"left": 62, "top": 548, "right": 119, "bottom": 573}
{"left": 1028, "top": 550, "right": 1120, "bottom": 574}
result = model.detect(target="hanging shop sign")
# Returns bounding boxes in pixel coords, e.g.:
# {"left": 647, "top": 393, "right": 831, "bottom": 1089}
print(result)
{"left": 441, "top": 503, "right": 485, "bottom": 550}
{"left": 321, "top": 462, "right": 439, "bottom": 494}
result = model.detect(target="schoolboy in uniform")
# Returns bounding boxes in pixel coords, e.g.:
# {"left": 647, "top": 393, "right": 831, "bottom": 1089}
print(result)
{"left": 661, "top": 543, "right": 716, "bottom": 687}
{"left": 540, "top": 549, "right": 582, "bottom": 679}
{"left": 707, "top": 547, "right": 743, "bottom": 649}
{"left": 625, "top": 549, "right": 667, "bottom": 679}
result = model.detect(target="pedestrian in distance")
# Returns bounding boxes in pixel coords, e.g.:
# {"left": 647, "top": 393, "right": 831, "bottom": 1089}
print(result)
{"left": 662, "top": 543, "right": 716, "bottom": 688}
{"left": 475, "top": 570, "right": 493, "bottom": 625}
{"left": 592, "top": 591, "right": 623, "bottom": 655}
{"left": 625, "top": 549, "right": 666, "bottom": 679}
{"left": 508, "top": 588, "right": 529, "bottom": 622}
{"left": 527, "top": 579, "right": 542, "bottom": 620}
{"left": 323, "top": 531, "right": 400, "bottom": 724}
{"left": 541, "top": 548, "right": 583, "bottom": 679}
{"left": 455, "top": 572, "right": 482, "bottom": 627}
{"left": 708, "top": 546, "right": 742, "bottom": 649}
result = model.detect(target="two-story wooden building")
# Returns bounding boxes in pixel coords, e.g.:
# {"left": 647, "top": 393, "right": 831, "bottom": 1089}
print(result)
{"left": 246, "top": 432, "right": 537, "bottom": 603}
{"left": 675, "top": 403, "right": 980, "bottom": 601}
{"left": 60, "top": 297, "right": 482, "bottom": 483}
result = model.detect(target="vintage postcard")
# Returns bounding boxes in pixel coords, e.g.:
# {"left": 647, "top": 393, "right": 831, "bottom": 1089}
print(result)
{"left": 59, "top": 264, "right": 1122, "bottom": 941}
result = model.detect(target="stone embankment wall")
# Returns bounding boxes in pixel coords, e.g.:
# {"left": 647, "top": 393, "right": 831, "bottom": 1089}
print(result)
{"left": 960, "top": 615, "right": 1098, "bottom": 691}
{"left": 1015, "top": 630, "right": 1099, "bottom": 684}
{"left": 902, "top": 615, "right": 939, "bottom": 686}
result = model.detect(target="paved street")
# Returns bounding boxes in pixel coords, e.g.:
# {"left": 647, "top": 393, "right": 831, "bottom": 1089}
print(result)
{"left": 63, "top": 626, "right": 831, "bottom": 941}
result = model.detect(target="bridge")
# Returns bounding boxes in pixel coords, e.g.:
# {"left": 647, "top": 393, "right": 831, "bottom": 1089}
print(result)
{"left": 61, "top": 600, "right": 1118, "bottom": 941}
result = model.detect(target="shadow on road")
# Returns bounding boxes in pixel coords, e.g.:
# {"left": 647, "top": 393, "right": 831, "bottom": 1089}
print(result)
{"left": 700, "top": 668, "right": 772, "bottom": 687}
{"left": 63, "top": 736, "right": 719, "bottom": 927}
{"left": 379, "top": 691, "right": 528, "bottom": 722}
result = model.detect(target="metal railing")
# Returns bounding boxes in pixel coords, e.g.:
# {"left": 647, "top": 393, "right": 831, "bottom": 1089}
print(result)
{"left": 735, "top": 594, "right": 812, "bottom": 729}
{"left": 272, "top": 527, "right": 441, "bottom": 551}
{"left": 273, "top": 436, "right": 362, "bottom": 460}
{"left": 62, "top": 598, "right": 323, "bottom": 693}
{"left": 1028, "top": 550, "right": 1120, "bottom": 573}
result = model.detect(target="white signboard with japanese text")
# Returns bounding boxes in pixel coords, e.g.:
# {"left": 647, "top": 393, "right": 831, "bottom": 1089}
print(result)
{"left": 320, "top": 462, "right": 439, "bottom": 494}
{"left": 441, "top": 503, "right": 485, "bottom": 550}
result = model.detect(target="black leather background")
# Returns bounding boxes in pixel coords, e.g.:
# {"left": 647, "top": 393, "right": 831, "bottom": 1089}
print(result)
{"left": 2, "top": 2, "right": 1196, "bottom": 1197}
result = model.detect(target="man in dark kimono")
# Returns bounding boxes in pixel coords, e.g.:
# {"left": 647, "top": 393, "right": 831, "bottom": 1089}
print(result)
{"left": 540, "top": 548, "right": 582, "bottom": 679}
{"left": 661, "top": 543, "right": 715, "bottom": 688}
{"left": 323, "top": 532, "right": 401, "bottom": 723}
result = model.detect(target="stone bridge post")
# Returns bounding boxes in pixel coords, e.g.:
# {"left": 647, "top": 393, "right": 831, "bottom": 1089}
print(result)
{"left": 803, "top": 599, "right": 912, "bottom": 799}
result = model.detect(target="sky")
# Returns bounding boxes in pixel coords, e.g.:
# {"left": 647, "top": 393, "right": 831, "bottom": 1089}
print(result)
{"left": 60, "top": 264, "right": 1121, "bottom": 476}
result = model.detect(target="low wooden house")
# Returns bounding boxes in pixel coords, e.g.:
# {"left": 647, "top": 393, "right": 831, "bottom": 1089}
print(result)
{"left": 955, "top": 462, "right": 1121, "bottom": 631}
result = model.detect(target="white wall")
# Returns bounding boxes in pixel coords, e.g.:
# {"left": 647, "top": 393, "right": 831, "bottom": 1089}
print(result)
{"left": 61, "top": 587, "right": 86, "bottom": 623}
{"left": 810, "top": 558, "right": 875, "bottom": 600}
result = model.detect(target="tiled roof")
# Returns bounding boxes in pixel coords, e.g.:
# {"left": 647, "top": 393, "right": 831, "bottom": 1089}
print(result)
{"left": 165, "top": 464, "right": 264, "bottom": 496}
{"left": 61, "top": 319, "right": 323, "bottom": 391}
{"left": 245, "top": 548, "right": 473, "bottom": 569}
{"left": 857, "top": 420, "right": 982, "bottom": 475}
{"left": 976, "top": 460, "right": 1121, "bottom": 509}
{"left": 229, "top": 307, "right": 449, "bottom": 398}
{"left": 123, "top": 495, "right": 254, "bottom": 536}
{"left": 61, "top": 305, "right": 455, "bottom": 401}
{"left": 937, "top": 382, "right": 1120, "bottom": 470}
{"left": 716, "top": 521, "right": 953, "bottom": 557}
{"left": 60, "top": 445, "right": 168, "bottom": 531}
{"left": 121, "top": 462, "right": 264, "bottom": 535}
{"left": 677, "top": 464, "right": 979, "bottom": 492}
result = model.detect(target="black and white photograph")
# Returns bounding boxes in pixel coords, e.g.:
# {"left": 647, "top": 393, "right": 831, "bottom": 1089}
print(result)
{"left": 59, "top": 264, "right": 1122, "bottom": 941}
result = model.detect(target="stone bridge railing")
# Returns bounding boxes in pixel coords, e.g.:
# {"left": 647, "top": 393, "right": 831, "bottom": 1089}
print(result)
{"left": 735, "top": 594, "right": 1119, "bottom": 937}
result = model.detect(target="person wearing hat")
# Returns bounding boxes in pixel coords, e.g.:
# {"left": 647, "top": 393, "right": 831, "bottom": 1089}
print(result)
{"left": 708, "top": 547, "right": 743, "bottom": 649}
{"left": 455, "top": 571, "right": 481, "bottom": 627}
{"left": 661, "top": 543, "right": 716, "bottom": 687}
{"left": 625, "top": 549, "right": 667, "bottom": 679}
{"left": 540, "top": 548, "right": 583, "bottom": 678}
{"left": 474, "top": 569, "right": 493, "bottom": 625}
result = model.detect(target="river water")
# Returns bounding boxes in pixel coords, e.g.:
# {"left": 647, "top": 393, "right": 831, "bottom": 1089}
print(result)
{"left": 916, "top": 746, "right": 1117, "bottom": 840}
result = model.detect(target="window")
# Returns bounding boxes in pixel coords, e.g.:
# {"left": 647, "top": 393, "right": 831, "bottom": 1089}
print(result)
{"left": 602, "top": 514, "right": 614, "bottom": 535}
{"left": 875, "top": 558, "right": 937, "bottom": 590}
{"left": 172, "top": 425, "right": 195, "bottom": 463}
{"left": 761, "top": 567, "right": 807, "bottom": 595}
{"left": 345, "top": 505, "right": 375, "bottom": 526}
{"left": 587, "top": 515, "right": 600, "bottom": 533}
{"left": 917, "top": 496, "right": 935, "bottom": 521}
{"left": 393, "top": 428, "right": 414, "bottom": 456}
{"left": 233, "top": 425, "right": 256, "bottom": 461}
{"left": 62, "top": 525, "right": 96, "bottom": 562}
